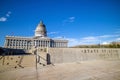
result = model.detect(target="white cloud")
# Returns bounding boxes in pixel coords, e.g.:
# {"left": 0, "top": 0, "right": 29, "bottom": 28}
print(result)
{"left": 101, "top": 42, "right": 110, "bottom": 45}
{"left": 0, "top": 17, "right": 7, "bottom": 22}
{"left": 68, "top": 17, "right": 75, "bottom": 22}
{"left": 65, "top": 37, "right": 99, "bottom": 47}
{"left": 6, "top": 11, "right": 11, "bottom": 17}
{"left": 99, "top": 35, "right": 112, "bottom": 38}
{"left": 48, "top": 32, "right": 59, "bottom": 35}
{"left": 69, "top": 17, "right": 75, "bottom": 19}
{"left": 116, "top": 38, "right": 120, "bottom": 41}
{"left": 99, "top": 35, "right": 119, "bottom": 38}
{"left": 0, "top": 11, "right": 11, "bottom": 22}
{"left": 81, "top": 36, "right": 97, "bottom": 40}
{"left": 63, "top": 16, "right": 75, "bottom": 23}
{"left": 53, "top": 36, "right": 65, "bottom": 39}
{"left": 63, "top": 34, "right": 120, "bottom": 47}
{"left": 64, "top": 38, "right": 80, "bottom": 46}
{"left": 79, "top": 36, "right": 99, "bottom": 45}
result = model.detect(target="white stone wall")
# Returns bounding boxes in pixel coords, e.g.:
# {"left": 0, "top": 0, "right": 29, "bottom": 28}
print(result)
{"left": 48, "top": 48, "right": 120, "bottom": 64}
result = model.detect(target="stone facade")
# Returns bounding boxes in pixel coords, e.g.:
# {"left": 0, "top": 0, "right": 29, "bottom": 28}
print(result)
{"left": 4, "top": 21, "right": 68, "bottom": 49}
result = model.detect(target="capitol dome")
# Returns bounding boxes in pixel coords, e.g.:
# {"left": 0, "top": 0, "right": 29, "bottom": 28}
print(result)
{"left": 35, "top": 21, "right": 47, "bottom": 37}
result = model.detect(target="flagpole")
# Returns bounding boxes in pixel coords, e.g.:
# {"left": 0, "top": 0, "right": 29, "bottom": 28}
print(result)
{"left": 35, "top": 45, "right": 38, "bottom": 70}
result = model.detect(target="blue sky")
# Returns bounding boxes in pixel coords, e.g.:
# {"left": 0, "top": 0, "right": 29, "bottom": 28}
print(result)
{"left": 0, "top": 0, "right": 120, "bottom": 46}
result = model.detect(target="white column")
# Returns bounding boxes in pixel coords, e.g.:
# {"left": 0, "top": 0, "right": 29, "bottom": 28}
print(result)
{"left": 35, "top": 40, "right": 36, "bottom": 47}
{"left": 54, "top": 42, "right": 56, "bottom": 47}
{"left": 19, "top": 40, "right": 20, "bottom": 48}
{"left": 9, "top": 39, "right": 11, "bottom": 48}
{"left": 60, "top": 42, "right": 61, "bottom": 48}
{"left": 57, "top": 42, "right": 59, "bottom": 48}
{"left": 14, "top": 40, "right": 16, "bottom": 48}
{"left": 6, "top": 39, "right": 8, "bottom": 47}
{"left": 56, "top": 42, "right": 57, "bottom": 47}
{"left": 23, "top": 40, "right": 25, "bottom": 48}
{"left": 20, "top": 40, "right": 21, "bottom": 48}
{"left": 61, "top": 43, "right": 63, "bottom": 48}
{"left": 60, "top": 42, "right": 61, "bottom": 47}
{"left": 36, "top": 40, "right": 37, "bottom": 47}
{"left": 64, "top": 43, "right": 66, "bottom": 47}
{"left": 58, "top": 42, "right": 59, "bottom": 48}
{"left": 48, "top": 41, "right": 50, "bottom": 47}
{"left": 7, "top": 39, "right": 9, "bottom": 47}
{"left": 16, "top": 40, "right": 17, "bottom": 49}
{"left": 57, "top": 42, "right": 58, "bottom": 48}
{"left": 12, "top": 39, "right": 14, "bottom": 48}
{"left": 4, "top": 39, "right": 7, "bottom": 47}
{"left": 22, "top": 40, "right": 24, "bottom": 49}
{"left": 25, "top": 40, "right": 27, "bottom": 49}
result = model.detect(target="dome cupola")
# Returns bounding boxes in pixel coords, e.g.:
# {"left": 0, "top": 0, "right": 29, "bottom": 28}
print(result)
{"left": 35, "top": 21, "right": 47, "bottom": 37}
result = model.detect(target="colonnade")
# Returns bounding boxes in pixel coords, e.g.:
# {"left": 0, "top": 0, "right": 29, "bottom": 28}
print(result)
{"left": 33, "top": 40, "right": 50, "bottom": 47}
{"left": 52, "top": 41, "right": 67, "bottom": 48}
{"left": 5, "top": 39, "right": 31, "bottom": 49}
{"left": 4, "top": 37, "right": 68, "bottom": 49}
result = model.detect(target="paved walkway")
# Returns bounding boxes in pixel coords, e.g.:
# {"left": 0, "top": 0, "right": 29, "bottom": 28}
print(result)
{"left": 0, "top": 60, "right": 120, "bottom": 80}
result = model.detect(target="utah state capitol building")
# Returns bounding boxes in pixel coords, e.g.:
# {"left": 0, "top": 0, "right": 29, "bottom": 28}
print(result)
{"left": 4, "top": 21, "right": 68, "bottom": 50}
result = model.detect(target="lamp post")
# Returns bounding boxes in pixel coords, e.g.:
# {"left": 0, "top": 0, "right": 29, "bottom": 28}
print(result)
{"left": 35, "top": 45, "right": 38, "bottom": 70}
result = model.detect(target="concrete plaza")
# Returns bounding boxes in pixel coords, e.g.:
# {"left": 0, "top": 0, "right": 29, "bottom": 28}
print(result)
{"left": 0, "top": 60, "right": 120, "bottom": 80}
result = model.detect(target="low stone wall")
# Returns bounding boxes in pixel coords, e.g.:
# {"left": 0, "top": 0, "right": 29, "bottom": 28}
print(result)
{"left": 48, "top": 48, "right": 120, "bottom": 64}
{"left": 0, "top": 55, "right": 36, "bottom": 69}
